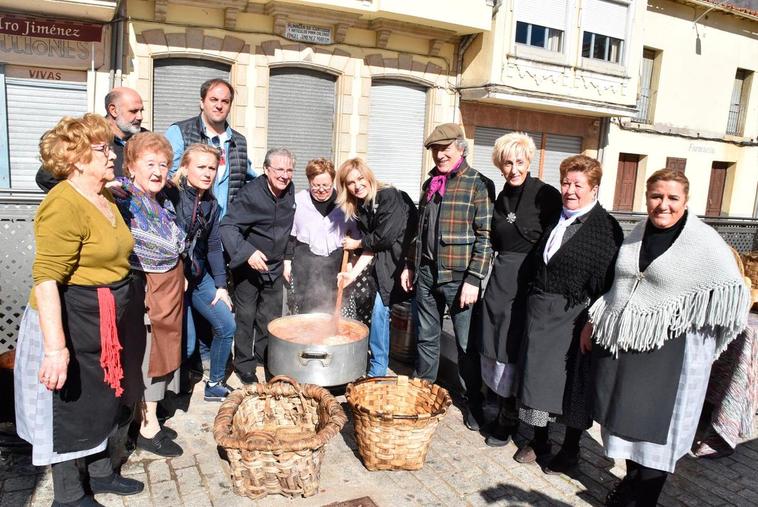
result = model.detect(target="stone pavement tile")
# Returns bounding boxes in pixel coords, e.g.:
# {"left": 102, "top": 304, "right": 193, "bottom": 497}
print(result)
{"left": 736, "top": 488, "right": 758, "bottom": 504}
{"left": 175, "top": 466, "right": 204, "bottom": 497}
{"left": 149, "top": 479, "right": 182, "bottom": 503}
{"left": 727, "top": 461, "right": 758, "bottom": 490}
{"left": 120, "top": 459, "right": 146, "bottom": 477}
{"left": 146, "top": 459, "right": 172, "bottom": 484}
{"left": 96, "top": 493, "right": 126, "bottom": 506}
{"left": 170, "top": 453, "right": 197, "bottom": 470}
{"left": 180, "top": 492, "right": 214, "bottom": 507}
{"left": 123, "top": 495, "right": 155, "bottom": 507}
{"left": 667, "top": 475, "right": 726, "bottom": 506}
{"left": 3, "top": 473, "right": 39, "bottom": 491}
{"left": 0, "top": 490, "right": 34, "bottom": 507}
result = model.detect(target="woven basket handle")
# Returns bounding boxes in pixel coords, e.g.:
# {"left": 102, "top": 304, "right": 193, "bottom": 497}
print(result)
{"left": 269, "top": 375, "right": 309, "bottom": 424}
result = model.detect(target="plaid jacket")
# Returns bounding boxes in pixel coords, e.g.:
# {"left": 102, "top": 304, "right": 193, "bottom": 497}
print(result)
{"left": 408, "top": 160, "right": 495, "bottom": 284}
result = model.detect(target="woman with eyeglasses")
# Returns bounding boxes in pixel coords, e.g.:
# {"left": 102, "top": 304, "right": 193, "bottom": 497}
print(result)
{"left": 284, "top": 158, "right": 360, "bottom": 315}
{"left": 14, "top": 114, "right": 144, "bottom": 506}
{"left": 114, "top": 132, "right": 186, "bottom": 458}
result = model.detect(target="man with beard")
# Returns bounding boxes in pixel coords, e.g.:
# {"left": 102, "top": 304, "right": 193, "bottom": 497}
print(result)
{"left": 35, "top": 87, "right": 146, "bottom": 192}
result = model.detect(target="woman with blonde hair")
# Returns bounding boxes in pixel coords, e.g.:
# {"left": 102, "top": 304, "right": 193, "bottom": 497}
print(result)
{"left": 166, "top": 144, "right": 235, "bottom": 402}
{"left": 478, "top": 132, "right": 561, "bottom": 447}
{"left": 114, "top": 132, "right": 186, "bottom": 458}
{"left": 15, "top": 114, "right": 144, "bottom": 506}
{"left": 336, "top": 158, "right": 417, "bottom": 376}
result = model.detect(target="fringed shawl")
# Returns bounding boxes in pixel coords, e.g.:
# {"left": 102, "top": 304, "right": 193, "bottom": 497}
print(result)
{"left": 589, "top": 213, "right": 750, "bottom": 356}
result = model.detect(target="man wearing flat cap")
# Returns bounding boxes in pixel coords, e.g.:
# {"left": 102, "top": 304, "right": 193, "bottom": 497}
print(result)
{"left": 401, "top": 123, "right": 495, "bottom": 430}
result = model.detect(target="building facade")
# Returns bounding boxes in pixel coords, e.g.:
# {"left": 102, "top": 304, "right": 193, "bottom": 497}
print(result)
{"left": 118, "top": 0, "right": 493, "bottom": 200}
{"left": 459, "top": 0, "right": 645, "bottom": 190}
{"left": 0, "top": 0, "right": 118, "bottom": 190}
{"left": 603, "top": 0, "right": 758, "bottom": 217}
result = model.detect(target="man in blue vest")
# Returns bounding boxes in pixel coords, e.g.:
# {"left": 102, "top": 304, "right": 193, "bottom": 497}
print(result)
{"left": 165, "top": 78, "right": 255, "bottom": 217}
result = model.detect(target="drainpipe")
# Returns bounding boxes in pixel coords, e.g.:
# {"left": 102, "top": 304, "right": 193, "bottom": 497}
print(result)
{"left": 109, "top": 0, "right": 126, "bottom": 88}
{"left": 597, "top": 117, "right": 610, "bottom": 164}
{"left": 453, "top": 33, "right": 476, "bottom": 123}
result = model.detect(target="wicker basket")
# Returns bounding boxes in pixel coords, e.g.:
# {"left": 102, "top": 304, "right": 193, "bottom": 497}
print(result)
{"left": 345, "top": 375, "right": 451, "bottom": 471}
{"left": 213, "top": 376, "right": 347, "bottom": 500}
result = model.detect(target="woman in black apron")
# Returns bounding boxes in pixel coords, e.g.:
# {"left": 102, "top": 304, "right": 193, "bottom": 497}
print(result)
{"left": 515, "top": 155, "right": 623, "bottom": 475}
{"left": 478, "top": 132, "right": 560, "bottom": 447}
{"left": 284, "top": 158, "right": 361, "bottom": 316}
{"left": 14, "top": 114, "right": 144, "bottom": 506}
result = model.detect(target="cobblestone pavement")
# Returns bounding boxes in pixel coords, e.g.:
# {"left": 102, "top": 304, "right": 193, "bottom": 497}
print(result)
{"left": 2, "top": 368, "right": 757, "bottom": 507}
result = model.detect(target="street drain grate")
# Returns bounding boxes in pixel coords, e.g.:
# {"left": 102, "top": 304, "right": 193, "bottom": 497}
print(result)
{"left": 322, "top": 497, "right": 379, "bottom": 507}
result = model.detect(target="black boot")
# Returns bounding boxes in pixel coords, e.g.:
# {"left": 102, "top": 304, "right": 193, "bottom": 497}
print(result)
{"left": 485, "top": 396, "right": 518, "bottom": 447}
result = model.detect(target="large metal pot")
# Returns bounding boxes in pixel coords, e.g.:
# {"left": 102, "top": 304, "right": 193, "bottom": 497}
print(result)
{"left": 268, "top": 313, "right": 369, "bottom": 387}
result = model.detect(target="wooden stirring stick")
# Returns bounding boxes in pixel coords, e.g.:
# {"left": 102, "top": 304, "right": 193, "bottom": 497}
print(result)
{"left": 334, "top": 247, "right": 351, "bottom": 325}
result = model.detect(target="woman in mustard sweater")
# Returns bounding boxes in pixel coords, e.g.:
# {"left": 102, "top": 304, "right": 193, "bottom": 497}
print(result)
{"left": 14, "top": 114, "right": 143, "bottom": 507}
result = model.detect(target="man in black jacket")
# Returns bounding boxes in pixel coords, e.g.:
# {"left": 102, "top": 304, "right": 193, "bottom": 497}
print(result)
{"left": 35, "top": 87, "right": 146, "bottom": 192}
{"left": 220, "top": 148, "right": 296, "bottom": 384}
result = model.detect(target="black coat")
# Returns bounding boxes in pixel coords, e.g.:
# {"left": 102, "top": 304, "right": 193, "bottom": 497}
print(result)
{"left": 356, "top": 187, "right": 418, "bottom": 306}
{"left": 220, "top": 176, "right": 295, "bottom": 280}
{"left": 164, "top": 182, "right": 225, "bottom": 287}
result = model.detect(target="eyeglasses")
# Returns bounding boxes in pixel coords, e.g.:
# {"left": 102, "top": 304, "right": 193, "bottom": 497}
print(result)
{"left": 91, "top": 143, "right": 112, "bottom": 156}
{"left": 267, "top": 166, "right": 294, "bottom": 176}
{"left": 310, "top": 183, "right": 332, "bottom": 191}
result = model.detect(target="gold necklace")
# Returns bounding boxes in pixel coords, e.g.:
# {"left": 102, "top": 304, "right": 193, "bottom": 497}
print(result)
{"left": 68, "top": 180, "right": 116, "bottom": 227}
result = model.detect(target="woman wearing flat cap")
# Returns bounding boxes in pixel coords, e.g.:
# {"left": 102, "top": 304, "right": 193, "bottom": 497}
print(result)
{"left": 478, "top": 132, "right": 561, "bottom": 447}
{"left": 585, "top": 169, "right": 750, "bottom": 506}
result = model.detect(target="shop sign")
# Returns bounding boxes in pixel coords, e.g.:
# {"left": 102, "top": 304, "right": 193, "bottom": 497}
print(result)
{"left": 0, "top": 14, "right": 102, "bottom": 42}
{"left": 688, "top": 143, "right": 715, "bottom": 154}
{"left": 4, "top": 65, "right": 87, "bottom": 82}
{"left": 284, "top": 23, "right": 333, "bottom": 44}
{"left": 0, "top": 14, "right": 104, "bottom": 70}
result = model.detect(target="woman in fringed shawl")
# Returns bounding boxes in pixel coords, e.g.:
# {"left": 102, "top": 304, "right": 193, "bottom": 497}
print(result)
{"left": 585, "top": 169, "right": 751, "bottom": 506}
{"left": 14, "top": 114, "right": 144, "bottom": 506}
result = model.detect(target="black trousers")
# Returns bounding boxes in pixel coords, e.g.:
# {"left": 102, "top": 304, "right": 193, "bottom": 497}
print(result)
{"left": 231, "top": 267, "right": 284, "bottom": 376}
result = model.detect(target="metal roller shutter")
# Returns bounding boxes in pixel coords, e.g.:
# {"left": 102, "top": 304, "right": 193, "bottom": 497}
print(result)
{"left": 153, "top": 58, "right": 231, "bottom": 134}
{"left": 367, "top": 80, "right": 427, "bottom": 201}
{"left": 473, "top": 126, "right": 542, "bottom": 191}
{"left": 6, "top": 78, "right": 87, "bottom": 190}
{"left": 543, "top": 133, "right": 583, "bottom": 189}
{"left": 267, "top": 68, "right": 336, "bottom": 193}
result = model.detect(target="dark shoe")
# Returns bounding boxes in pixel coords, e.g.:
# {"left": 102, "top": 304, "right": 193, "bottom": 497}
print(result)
{"left": 485, "top": 423, "right": 517, "bottom": 447}
{"left": 90, "top": 473, "right": 144, "bottom": 496}
{"left": 204, "top": 381, "right": 231, "bottom": 402}
{"left": 52, "top": 495, "right": 105, "bottom": 507}
{"left": 236, "top": 371, "right": 257, "bottom": 385}
{"left": 463, "top": 404, "right": 484, "bottom": 431}
{"left": 544, "top": 448, "right": 580, "bottom": 475}
{"left": 605, "top": 477, "right": 636, "bottom": 506}
{"left": 513, "top": 441, "right": 552, "bottom": 464}
{"left": 159, "top": 425, "right": 178, "bottom": 440}
{"left": 136, "top": 430, "right": 183, "bottom": 457}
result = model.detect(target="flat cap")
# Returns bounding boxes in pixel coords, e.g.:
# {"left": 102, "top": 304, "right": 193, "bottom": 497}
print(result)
{"left": 424, "top": 123, "right": 465, "bottom": 149}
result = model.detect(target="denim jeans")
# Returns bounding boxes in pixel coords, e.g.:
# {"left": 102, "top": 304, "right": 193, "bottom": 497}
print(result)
{"left": 414, "top": 262, "right": 482, "bottom": 402}
{"left": 185, "top": 272, "right": 235, "bottom": 383}
{"left": 368, "top": 293, "right": 390, "bottom": 377}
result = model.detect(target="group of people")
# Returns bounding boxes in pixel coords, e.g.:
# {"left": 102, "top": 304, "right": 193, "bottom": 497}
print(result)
{"left": 12, "top": 76, "right": 751, "bottom": 507}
